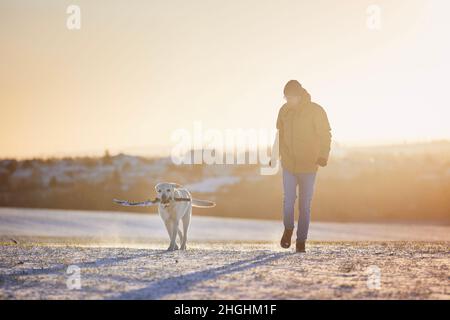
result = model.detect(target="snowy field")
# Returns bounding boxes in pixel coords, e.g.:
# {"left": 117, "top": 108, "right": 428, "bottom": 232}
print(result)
{"left": 0, "top": 207, "right": 449, "bottom": 299}
{"left": 1, "top": 207, "right": 449, "bottom": 242}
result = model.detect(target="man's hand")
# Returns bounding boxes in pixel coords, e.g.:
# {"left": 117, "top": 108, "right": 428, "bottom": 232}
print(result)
{"left": 316, "top": 157, "right": 327, "bottom": 167}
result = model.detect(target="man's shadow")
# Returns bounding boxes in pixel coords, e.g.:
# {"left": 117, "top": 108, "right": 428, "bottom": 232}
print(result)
{"left": 115, "top": 251, "right": 290, "bottom": 299}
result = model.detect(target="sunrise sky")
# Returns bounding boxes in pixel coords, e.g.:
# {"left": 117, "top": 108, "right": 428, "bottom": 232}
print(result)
{"left": 1, "top": 0, "right": 449, "bottom": 159}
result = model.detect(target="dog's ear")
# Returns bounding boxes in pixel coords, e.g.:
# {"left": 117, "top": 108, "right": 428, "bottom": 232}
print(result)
{"left": 170, "top": 183, "right": 182, "bottom": 188}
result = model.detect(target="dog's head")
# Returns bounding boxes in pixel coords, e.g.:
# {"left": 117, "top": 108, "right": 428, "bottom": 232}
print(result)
{"left": 155, "top": 182, "right": 182, "bottom": 206}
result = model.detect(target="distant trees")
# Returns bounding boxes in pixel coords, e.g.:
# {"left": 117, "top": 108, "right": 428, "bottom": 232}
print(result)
{"left": 80, "top": 157, "right": 98, "bottom": 167}
{"left": 102, "top": 149, "right": 112, "bottom": 165}
{"left": 0, "top": 170, "right": 9, "bottom": 190}
{"left": 21, "top": 160, "right": 33, "bottom": 169}
{"left": 5, "top": 160, "right": 18, "bottom": 173}
{"left": 110, "top": 169, "right": 121, "bottom": 185}
{"left": 49, "top": 176, "right": 58, "bottom": 188}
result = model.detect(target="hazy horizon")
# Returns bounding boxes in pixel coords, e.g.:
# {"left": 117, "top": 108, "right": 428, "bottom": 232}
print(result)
{"left": 2, "top": 0, "right": 450, "bottom": 159}
{"left": 2, "top": 138, "right": 449, "bottom": 161}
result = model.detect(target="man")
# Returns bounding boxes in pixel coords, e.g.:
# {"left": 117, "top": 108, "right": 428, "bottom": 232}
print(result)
{"left": 270, "top": 80, "right": 332, "bottom": 253}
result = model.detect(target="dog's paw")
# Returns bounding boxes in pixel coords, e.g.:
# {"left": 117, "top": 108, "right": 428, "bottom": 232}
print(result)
{"left": 167, "top": 244, "right": 179, "bottom": 251}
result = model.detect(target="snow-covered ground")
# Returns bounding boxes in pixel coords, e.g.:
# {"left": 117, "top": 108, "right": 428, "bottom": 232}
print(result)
{"left": 0, "top": 207, "right": 449, "bottom": 300}
{"left": 1, "top": 241, "right": 449, "bottom": 299}
{"left": 0, "top": 207, "right": 449, "bottom": 242}
{"left": 184, "top": 176, "right": 241, "bottom": 193}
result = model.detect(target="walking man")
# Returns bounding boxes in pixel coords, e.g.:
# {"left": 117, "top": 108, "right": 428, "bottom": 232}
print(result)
{"left": 270, "top": 80, "right": 332, "bottom": 252}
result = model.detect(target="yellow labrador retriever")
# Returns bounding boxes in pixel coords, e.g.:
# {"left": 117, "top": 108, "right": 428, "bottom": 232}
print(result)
{"left": 113, "top": 182, "right": 215, "bottom": 250}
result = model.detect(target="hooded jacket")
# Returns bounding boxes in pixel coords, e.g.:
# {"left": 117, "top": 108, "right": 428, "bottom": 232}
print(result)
{"left": 276, "top": 87, "right": 332, "bottom": 173}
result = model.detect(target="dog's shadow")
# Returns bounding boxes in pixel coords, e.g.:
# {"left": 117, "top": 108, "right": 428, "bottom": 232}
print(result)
{"left": 8, "top": 251, "right": 164, "bottom": 277}
{"left": 115, "top": 251, "right": 290, "bottom": 299}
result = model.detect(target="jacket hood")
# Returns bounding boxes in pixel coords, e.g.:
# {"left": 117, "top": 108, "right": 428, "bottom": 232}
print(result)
{"left": 285, "top": 86, "right": 312, "bottom": 109}
{"left": 300, "top": 86, "right": 312, "bottom": 105}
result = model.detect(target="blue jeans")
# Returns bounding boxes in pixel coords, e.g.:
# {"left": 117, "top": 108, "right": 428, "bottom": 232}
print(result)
{"left": 282, "top": 168, "right": 317, "bottom": 241}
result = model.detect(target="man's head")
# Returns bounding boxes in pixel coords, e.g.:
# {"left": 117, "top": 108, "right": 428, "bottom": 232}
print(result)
{"left": 283, "top": 80, "right": 303, "bottom": 106}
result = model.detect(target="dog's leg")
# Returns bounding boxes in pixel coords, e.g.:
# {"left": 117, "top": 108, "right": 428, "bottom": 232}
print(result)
{"left": 180, "top": 207, "right": 191, "bottom": 250}
{"left": 168, "top": 219, "right": 180, "bottom": 251}
{"left": 164, "top": 219, "right": 178, "bottom": 251}
{"left": 166, "top": 220, "right": 183, "bottom": 249}
{"left": 168, "top": 222, "right": 182, "bottom": 249}
{"left": 177, "top": 228, "right": 183, "bottom": 246}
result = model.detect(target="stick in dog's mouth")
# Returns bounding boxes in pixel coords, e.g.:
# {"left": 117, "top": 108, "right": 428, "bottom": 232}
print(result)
{"left": 113, "top": 197, "right": 192, "bottom": 207}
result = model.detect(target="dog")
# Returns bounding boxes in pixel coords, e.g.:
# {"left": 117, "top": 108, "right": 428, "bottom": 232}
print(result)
{"left": 113, "top": 182, "right": 215, "bottom": 250}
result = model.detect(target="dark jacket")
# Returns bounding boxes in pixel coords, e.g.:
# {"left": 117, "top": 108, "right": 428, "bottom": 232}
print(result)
{"left": 276, "top": 87, "right": 332, "bottom": 173}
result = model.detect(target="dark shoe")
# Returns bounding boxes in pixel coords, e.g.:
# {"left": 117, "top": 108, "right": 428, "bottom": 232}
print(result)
{"left": 296, "top": 240, "right": 306, "bottom": 253}
{"left": 280, "top": 228, "right": 294, "bottom": 248}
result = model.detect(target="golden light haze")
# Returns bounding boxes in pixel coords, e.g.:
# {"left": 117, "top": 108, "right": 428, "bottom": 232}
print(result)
{"left": 1, "top": 0, "right": 449, "bottom": 159}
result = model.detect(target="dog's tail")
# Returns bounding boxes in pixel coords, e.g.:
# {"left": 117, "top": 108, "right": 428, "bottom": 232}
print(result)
{"left": 191, "top": 199, "right": 216, "bottom": 208}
